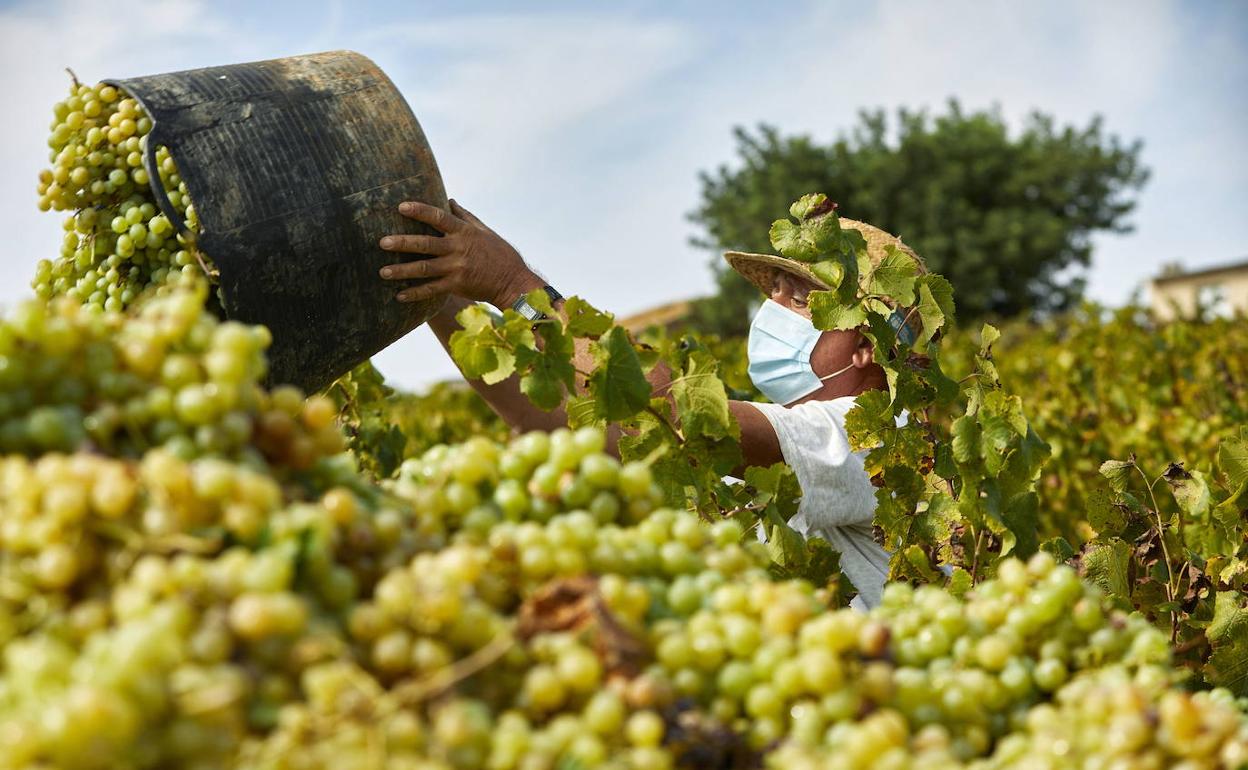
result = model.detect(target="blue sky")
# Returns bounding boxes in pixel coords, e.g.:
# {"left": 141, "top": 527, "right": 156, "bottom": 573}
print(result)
{"left": 1, "top": 0, "right": 1245, "bottom": 389}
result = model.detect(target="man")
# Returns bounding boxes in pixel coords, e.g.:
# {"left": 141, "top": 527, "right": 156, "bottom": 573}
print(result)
{"left": 377, "top": 200, "right": 923, "bottom": 608}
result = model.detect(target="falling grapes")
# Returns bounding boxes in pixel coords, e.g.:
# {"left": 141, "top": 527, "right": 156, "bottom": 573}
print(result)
{"left": 33, "top": 77, "right": 212, "bottom": 313}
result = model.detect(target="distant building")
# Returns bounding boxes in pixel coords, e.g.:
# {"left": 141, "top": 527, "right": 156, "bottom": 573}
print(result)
{"left": 1149, "top": 258, "right": 1248, "bottom": 321}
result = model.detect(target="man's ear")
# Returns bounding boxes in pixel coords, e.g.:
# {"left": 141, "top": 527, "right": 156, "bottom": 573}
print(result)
{"left": 852, "top": 333, "right": 875, "bottom": 368}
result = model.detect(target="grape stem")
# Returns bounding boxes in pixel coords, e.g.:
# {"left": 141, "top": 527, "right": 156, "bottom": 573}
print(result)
{"left": 1172, "top": 634, "right": 1209, "bottom": 657}
{"left": 723, "top": 501, "right": 767, "bottom": 517}
{"left": 1136, "top": 463, "right": 1179, "bottom": 641}
{"left": 970, "top": 526, "right": 984, "bottom": 583}
{"left": 392, "top": 633, "right": 515, "bottom": 705}
{"left": 191, "top": 247, "right": 217, "bottom": 279}
{"left": 65, "top": 67, "right": 82, "bottom": 90}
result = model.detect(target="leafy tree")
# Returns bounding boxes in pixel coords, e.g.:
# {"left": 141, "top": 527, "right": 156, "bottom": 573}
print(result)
{"left": 689, "top": 101, "right": 1148, "bottom": 335}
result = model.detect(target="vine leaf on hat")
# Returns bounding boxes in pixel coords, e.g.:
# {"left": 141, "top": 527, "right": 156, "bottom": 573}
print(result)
{"left": 768, "top": 193, "right": 863, "bottom": 264}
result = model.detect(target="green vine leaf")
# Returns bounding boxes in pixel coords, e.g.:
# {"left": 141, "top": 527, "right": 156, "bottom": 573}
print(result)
{"left": 450, "top": 333, "right": 500, "bottom": 380}
{"left": 768, "top": 219, "right": 810, "bottom": 260}
{"left": 810, "top": 259, "right": 846, "bottom": 290}
{"left": 861, "top": 245, "right": 918, "bottom": 307}
{"left": 844, "top": 390, "right": 893, "bottom": 452}
{"left": 951, "top": 416, "right": 981, "bottom": 465}
{"left": 565, "top": 296, "right": 614, "bottom": 339}
{"left": 449, "top": 304, "right": 502, "bottom": 379}
{"left": 979, "top": 323, "right": 1001, "bottom": 353}
{"left": 1164, "top": 464, "right": 1211, "bottom": 521}
{"left": 523, "top": 287, "right": 556, "bottom": 317}
{"left": 1001, "top": 491, "right": 1040, "bottom": 558}
{"left": 516, "top": 322, "right": 576, "bottom": 410}
{"left": 914, "top": 274, "right": 955, "bottom": 344}
{"left": 1205, "top": 590, "right": 1248, "bottom": 695}
{"left": 1216, "top": 434, "right": 1248, "bottom": 489}
{"left": 588, "top": 327, "right": 651, "bottom": 421}
{"left": 788, "top": 193, "right": 834, "bottom": 220}
{"left": 809, "top": 292, "right": 867, "bottom": 331}
{"left": 671, "top": 349, "right": 738, "bottom": 440}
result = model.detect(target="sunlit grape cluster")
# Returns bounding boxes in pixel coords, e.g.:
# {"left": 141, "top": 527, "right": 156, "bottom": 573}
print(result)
{"left": 34, "top": 79, "right": 210, "bottom": 313}
{"left": 0, "top": 458, "right": 428, "bottom": 769}
{"left": 0, "top": 283, "right": 341, "bottom": 465}
{"left": 392, "top": 427, "right": 667, "bottom": 538}
{"left": 988, "top": 667, "right": 1248, "bottom": 770}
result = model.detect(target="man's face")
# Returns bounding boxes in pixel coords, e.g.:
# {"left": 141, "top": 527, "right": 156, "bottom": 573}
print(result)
{"left": 765, "top": 269, "right": 872, "bottom": 400}
{"left": 768, "top": 270, "right": 819, "bottom": 318}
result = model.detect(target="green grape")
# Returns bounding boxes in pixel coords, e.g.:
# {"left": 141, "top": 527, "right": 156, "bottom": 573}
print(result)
{"left": 618, "top": 461, "right": 653, "bottom": 497}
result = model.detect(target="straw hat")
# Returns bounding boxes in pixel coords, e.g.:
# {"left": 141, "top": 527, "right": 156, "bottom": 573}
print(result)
{"left": 724, "top": 217, "right": 927, "bottom": 300}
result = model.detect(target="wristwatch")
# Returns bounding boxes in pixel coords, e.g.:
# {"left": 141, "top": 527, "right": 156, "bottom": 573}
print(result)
{"left": 511, "top": 285, "right": 563, "bottom": 321}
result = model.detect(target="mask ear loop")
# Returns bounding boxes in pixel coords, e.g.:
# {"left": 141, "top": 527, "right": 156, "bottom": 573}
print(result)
{"left": 811, "top": 306, "right": 915, "bottom": 386}
{"left": 816, "top": 360, "right": 856, "bottom": 382}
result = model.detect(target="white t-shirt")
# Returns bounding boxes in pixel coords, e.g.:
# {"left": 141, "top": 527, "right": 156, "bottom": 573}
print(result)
{"left": 749, "top": 397, "right": 892, "bottom": 609}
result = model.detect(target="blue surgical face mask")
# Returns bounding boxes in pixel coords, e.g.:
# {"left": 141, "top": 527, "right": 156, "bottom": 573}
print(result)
{"left": 747, "top": 299, "right": 856, "bottom": 405}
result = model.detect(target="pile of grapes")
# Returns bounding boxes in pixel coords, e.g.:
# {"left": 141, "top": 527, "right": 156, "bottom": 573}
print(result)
{"left": 0, "top": 78, "right": 1245, "bottom": 770}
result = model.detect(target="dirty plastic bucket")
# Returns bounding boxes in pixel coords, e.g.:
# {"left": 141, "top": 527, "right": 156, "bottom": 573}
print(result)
{"left": 107, "top": 50, "right": 447, "bottom": 393}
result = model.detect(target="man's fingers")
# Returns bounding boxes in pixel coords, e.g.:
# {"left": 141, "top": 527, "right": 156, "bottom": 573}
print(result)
{"left": 397, "top": 201, "right": 461, "bottom": 233}
{"left": 396, "top": 277, "right": 453, "bottom": 303}
{"left": 449, "top": 199, "right": 484, "bottom": 227}
{"left": 379, "top": 256, "right": 457, "bottom": 281}
{"left": 379, "top": 233, "right": 452, "bottom": 255}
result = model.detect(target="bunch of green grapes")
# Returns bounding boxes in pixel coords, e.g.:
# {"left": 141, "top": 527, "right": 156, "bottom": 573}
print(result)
{"left": 771, "top": 668, "right": 1248, "bottom": 770}
{"left": 0, "top": 594, "right": 199, "bottom": 770}
{"left": 34, "top": 79, "right": 209, "bottom": 312}
{"left": 336, "top": 427, "right": 1246, "bottom": 768}
{"left": 390, "top": 426, "right": 667, "bottom": 539}
{"left": 0, "top": 283, "right": 342, "bottom": 466}
{"left": 986, "top": 667, "right": 1248, "bottom": 770}
{"left": 642, "top": 553, "right": 1175, "bottom": 760}
{"left": 230, "top": 660, "right": 430, "bottom": 770}
{"left": 348, "top": 445, "right": 768, "bottom": 769}
{"left": 0, "top": 548, "right": 302, "bottom": 770}
{"left": 0, "top": 421, "right": 757, "bottom": 770}
{"left": 261, "top": 501, "right": 766, "bottom": 770}
{"left": 0, "top": 449, "right": 421, "bottom": 637}
{"left": 240, "top": 652, "right": 674, "bottom": 770}
{"left": 0, "top": 467, "right": 429, "bottom": 770}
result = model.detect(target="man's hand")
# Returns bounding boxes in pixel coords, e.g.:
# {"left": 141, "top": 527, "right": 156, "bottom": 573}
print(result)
{"left": 379, "top": 199, "right": 543, "bottom": 309}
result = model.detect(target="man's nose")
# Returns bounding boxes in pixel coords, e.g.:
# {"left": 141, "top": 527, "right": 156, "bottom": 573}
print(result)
{"left": 770, "top": 283, "right": 791, "bottom": 303}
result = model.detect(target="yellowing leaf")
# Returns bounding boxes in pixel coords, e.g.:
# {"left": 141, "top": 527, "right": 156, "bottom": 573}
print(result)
{"left": 1080, "top": 538, "right": 1132, "bottom": 599}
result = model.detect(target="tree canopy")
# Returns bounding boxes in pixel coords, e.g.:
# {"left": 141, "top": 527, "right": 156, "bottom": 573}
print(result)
{"left": 689, "top": 101, "right": 1148, "bottom": 336}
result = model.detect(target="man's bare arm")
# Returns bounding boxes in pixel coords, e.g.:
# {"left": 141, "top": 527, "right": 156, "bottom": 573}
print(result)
{"left": 729, "top": 400, "right": 783, "bottom": 470}
{"left": 426, "top": 293, "right": 674, "bottom": 455}
{"left": 381, "top": 199, "right": 774, "bottom": 464}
